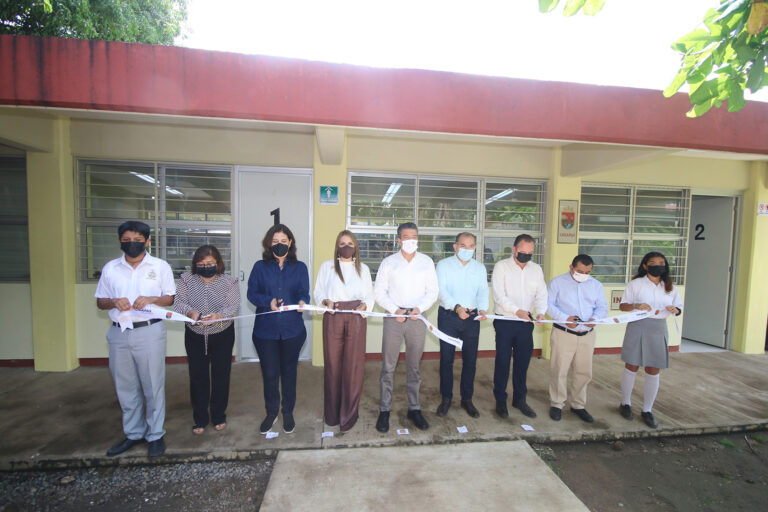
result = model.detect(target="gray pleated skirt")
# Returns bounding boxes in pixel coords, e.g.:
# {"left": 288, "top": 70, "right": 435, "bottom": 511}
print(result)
{"left": 621, "top": 318, "right": 669, "bottom": 369}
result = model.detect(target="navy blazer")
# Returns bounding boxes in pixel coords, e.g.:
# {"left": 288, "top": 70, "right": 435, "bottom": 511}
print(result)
{"left": 247, "top": 259, "right": 310, "bottom": 340}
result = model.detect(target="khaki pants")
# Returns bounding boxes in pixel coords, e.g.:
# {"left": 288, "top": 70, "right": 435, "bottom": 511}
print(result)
{"left": 548, "top": 327, "right": 596, "bottom": 410}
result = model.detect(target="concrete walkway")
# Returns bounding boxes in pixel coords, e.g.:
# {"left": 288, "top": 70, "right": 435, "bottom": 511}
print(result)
{"left": 1, "top": 352, "right": 766, "bottom": 470}
{"left": 261, "top": 441, "right": 589, "bottom": 512}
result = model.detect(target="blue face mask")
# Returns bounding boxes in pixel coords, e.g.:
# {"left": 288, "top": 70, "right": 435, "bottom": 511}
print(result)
{"left": 457, "top": 248, "right": 475, "bottom": 261}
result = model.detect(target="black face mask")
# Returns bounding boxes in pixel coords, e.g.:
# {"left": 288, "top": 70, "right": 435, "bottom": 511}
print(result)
{"left": 272, "top": 243, "right": 290, "bottom": 257}
{"left": 516, "top": 252, "right": 533, "bottom": 264}
{"left": 646, "top": 265, "right": 665, "bottom": 277}
{"left": 196, "top": 265, "right": 217, "bottom": 278}
{"left": 121, "top": 241, "right": 146, "bottom": 258}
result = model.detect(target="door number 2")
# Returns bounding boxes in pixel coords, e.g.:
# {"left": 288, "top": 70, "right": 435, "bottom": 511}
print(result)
{"left": 694, "top": 224, "right": 706, "bottom": 240}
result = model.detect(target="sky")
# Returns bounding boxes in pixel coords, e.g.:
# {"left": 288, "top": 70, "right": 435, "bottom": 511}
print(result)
{"left": 175, "top": 0, "right": 768, "bottom": 102}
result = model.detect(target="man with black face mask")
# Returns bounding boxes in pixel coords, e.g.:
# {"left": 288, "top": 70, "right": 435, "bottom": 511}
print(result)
{"left": 95, "top": 221, "right": 176, "bottom": 459}
{"left": 491, "top": 233, "right": 547, "bottom": 421}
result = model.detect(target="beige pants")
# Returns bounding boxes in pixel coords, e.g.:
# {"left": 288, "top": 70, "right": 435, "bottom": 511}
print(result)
{"left": 549, "top": 327, "right": 596, "bottom": 410}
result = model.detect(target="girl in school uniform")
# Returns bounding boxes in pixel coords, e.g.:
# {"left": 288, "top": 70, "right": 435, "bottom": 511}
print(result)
{"left": 618, "top": 251, "right": 683, "bottom": 428}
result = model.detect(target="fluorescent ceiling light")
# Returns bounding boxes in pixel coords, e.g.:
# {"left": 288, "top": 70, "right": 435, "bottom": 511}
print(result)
{"left": 381, "top": 182, "right": 402, "bottom": 204}
{"left": 485, "top": 188, "right": 515, "bottom": 205}
{"left": 130, "top": 171, "right": 184, "bottom": 196}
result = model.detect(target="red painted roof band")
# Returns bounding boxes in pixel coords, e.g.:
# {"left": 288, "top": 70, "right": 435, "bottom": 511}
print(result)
{"left": 1, "top": 35, "right": 766, "bottom": 154}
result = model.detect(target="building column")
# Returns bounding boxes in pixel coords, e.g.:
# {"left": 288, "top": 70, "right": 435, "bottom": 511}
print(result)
{"left": 311, "top": 127, "right": 348, "bottom": 366}
{"left": 732, "top": 161, "right": 768, "bottom": 354}
{"left": 26, "top": 118, "right": 79, "bottom": 371}
{"left": 542, "top": 147, "right": 582, "bottom": 359}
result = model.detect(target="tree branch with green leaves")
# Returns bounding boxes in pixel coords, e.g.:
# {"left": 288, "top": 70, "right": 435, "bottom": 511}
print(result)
{"left": 540, "top": 0, "right": 768, "bottom": 117}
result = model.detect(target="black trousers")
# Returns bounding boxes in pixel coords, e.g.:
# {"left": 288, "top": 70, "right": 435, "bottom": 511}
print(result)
{"left": 437, "top": 307, "right": 480, "bottom": 401}
{"left": 185, "top": 324, "right": 235, "bottom": 427}
{"left": 493, "top": 319, "right": 534, "bottom": 403}
{"left": 253, "top": 331, "right": 306, "bottom": 416}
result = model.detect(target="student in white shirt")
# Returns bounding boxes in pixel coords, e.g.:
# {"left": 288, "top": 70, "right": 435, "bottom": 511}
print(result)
{"left": 95, "top": 221, "right": 176, "bottom": 459}
{"left": 618, "top": 252, "right": 683, "bottom": 429}
{"left": 314, "top": 230, "right": 374, "bottom": 433}
{"left": 373, "top": 222, "right": 439, "bottom": 433}
{"left": 491, "top": 234, "right": 547, "bottom": 420}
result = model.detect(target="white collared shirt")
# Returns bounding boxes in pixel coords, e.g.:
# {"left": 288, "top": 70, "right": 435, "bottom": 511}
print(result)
{"left": 313, "top": 259, "right": 375, "bottom": 311}
{"left": 374, "top": 251, "right": 439, "bottom": 314}
{"left": 621, "top": 276, "right": 683, "bottom": 319}
{"left": 491, "top": 257, "right": 548, "bottom": 317}
{"left": 95, "top": 252, "right": 177, "bottom": 323}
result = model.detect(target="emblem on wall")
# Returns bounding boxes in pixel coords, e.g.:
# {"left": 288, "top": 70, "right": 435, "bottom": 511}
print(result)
{"left": 557, "top": 199, "right": 578, "bottom": 244}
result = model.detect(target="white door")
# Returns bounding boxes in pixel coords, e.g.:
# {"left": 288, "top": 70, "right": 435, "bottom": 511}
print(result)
{"left": 235, "top": 167, "right": 313, "bottom": 360}
{"left": 681, "top": 195, "right": 736, "bottom": 348}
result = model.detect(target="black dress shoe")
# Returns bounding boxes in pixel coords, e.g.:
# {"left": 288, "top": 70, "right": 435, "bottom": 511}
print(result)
{"left": 260, "top": 414, "right": 278, "bottom": 434}
{"left": 407, "top": 409, "right": 430, "bottom": 430}
{"left": 549, "top": 407, "right": 562, "bottom": 421}
{"left": 436, "top": 399, "right": 451, "bottom": 417}
{"left": 106, "top": 437, "right": 144, "bottom": 457}
{"left": 147, "top": 438, "right": 165, "bottom": 459}
{"left": 283, "top": 412, "right": 295, "bottom": 434}
{"left": 619, "top": 404, "right": 634, "bottom": 420}
{"left": 496, "top": 401, "right": 509, "bottom": 418}
{"left": 461, "top": 400, "right": 480, "bottom": 418}
{"left": 375, "top": 411, "right": 390, "bottom": 433}
{"left": 571, "top": 408, "right": 594, "bottom": 423}
{"left": 512, "top": 400, "right": 537, "bottom": 418}
{"left": 641, "top": 411, "right": 658, "bottom": 429}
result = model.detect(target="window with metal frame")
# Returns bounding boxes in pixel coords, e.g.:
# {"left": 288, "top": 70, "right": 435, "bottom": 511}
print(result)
{"left": 579, "top": 184, "right": 690, "bottom": 285}
{"left": 348, "top": 172, "right": 547, "bottom": 279}
{"left": 77, "top": 160, "right": 232, "bottom": 281}
{"left": 0, "top": 153, "right": 29, "bottom": 281}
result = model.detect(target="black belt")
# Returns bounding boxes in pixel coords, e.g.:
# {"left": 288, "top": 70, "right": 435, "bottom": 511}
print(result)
{"left": 553, "top": 323, "right": 592, "bottom": 336}
{"left": 112, "top": 318, "right": 162, "bottom": 329}
{"left": 438, "top": 306, "right": 478, "bottom": 320}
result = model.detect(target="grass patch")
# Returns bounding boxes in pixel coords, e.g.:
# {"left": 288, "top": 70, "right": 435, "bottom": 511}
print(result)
{"left": 748, "top": 433, "right": 767, "bottom": 445}
{"left": 717, "top": 438, "right": 737, "bottom": 449}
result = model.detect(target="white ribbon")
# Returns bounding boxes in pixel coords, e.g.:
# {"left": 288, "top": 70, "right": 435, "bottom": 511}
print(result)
{"left": 481, "top": 310, "right": 652, "bottom": 325}
{"left": 118, "top": 303, "right": 465, "bottom": 349}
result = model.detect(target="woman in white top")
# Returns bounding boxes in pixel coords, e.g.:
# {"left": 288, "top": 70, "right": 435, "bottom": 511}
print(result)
{"left": 618, "top": 252, "right": 683, "bottom": 429}
{"left": 314, "top": 230, "right": 374, "bottom": 432}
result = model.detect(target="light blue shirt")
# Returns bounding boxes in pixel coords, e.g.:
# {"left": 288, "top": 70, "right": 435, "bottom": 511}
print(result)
{"left": 436, "top": 255, "right": 489, "bottom": 311}
{"left": 547, "top": 271, "right": 608, "bottom": 331}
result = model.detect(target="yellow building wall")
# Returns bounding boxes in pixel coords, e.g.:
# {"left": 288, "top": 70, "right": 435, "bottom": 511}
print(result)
{"left": 0, "top": 283, "right": 33, "bottom": 359}
{"left": 1, "top": 107, "right": 762, "bottom": 366}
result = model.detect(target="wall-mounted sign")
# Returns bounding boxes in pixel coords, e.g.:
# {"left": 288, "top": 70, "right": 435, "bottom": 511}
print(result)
{"left": 758, "top": 202, "right": 768, "bottom": 217}
{"left": 610, "top": 289, "right": 623, "bottom": 311}
{"left": 319, "top": 185, "right": 339, "bottom": 205}
{"left": 557, "top": 199, "right": 578, "bottom": 244}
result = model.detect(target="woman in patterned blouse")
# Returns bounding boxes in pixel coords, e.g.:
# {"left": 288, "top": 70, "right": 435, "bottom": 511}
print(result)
{"left": 174, "top": 245, "right": 240, "bottom": 435}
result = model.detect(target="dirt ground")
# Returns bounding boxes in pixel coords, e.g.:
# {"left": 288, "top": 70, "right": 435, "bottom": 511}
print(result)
{"left": 534, "top": 430, "right": 768, "bottom": 512}
{"left": 1, "top": 431, "right": 766, "bottom": 511}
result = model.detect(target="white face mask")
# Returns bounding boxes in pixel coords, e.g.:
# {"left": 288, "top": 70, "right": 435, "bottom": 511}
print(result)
{"left": 401, "top": 239, "right": 418, "bottom": 254}
{"left": 572, "top": 271, "right": 589, "bottom": 283}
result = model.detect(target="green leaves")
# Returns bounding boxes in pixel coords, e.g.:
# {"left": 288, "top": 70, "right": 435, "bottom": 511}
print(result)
{"left": 537, "top": 0, "right": 605, "bottom": 16}
{"left": 664, "top": 0, "right": 766, "bottom": 117}
{"left": 538, "top": 0, "right": 559, "bottom": 13}
{"left": 1, "top": 0, "right": 187, "bottom": 45}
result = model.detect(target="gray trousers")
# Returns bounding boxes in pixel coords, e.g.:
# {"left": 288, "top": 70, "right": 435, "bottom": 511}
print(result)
{"left": 107, "top": 321, "right": 167, "bottom": 442}
{"left": 379, "top": 317, "right": 426, "bottom": 412}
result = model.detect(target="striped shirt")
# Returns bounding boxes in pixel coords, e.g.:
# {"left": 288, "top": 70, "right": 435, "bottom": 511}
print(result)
{"left": 174, "top": 272, "right": 241, "bottom": 341}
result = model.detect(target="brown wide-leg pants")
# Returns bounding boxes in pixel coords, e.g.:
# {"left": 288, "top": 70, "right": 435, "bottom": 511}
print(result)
{"left": 322, "top": 300, "right": 367, "bottom": 431}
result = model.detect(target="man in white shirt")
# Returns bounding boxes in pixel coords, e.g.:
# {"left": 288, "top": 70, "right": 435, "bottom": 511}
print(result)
{"left": 491, "top": 234, "right": 547, "bottom": 419}
{"left": 95, "top": 221, "right": 176, "bottom": 459}
{"left": 374, "top": 222, "right": 439, "bottom": 433}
